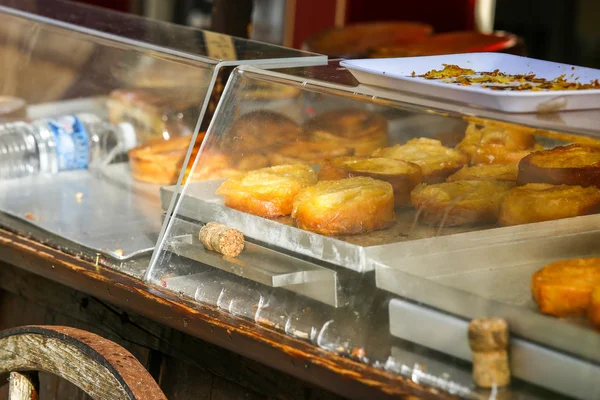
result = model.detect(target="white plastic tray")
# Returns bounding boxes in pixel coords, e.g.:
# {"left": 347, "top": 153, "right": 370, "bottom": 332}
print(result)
{"left": 341, "top": 53, "right": 600, "bottom": 113}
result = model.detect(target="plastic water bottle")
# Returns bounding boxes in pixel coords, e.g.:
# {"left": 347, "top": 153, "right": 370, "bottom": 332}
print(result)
{"left": 0, "top": 113, "right": 136, "bottom": 180}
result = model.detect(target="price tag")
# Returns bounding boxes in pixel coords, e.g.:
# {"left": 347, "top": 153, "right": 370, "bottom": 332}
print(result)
{"left": 203, "top": 31, "right": 237, "bottom": 60}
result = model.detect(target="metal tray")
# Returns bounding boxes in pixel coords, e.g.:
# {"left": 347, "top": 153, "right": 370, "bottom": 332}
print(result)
{"left": 388, "top": 298, "right": 599, "bottom": 400}
{"left": 164, "top": 217, "right": 341, "bottom": 306}
{"left": 375, "top": 225, "right": 600, "bottom": 399}
{"left": 0, "top": 162, "right": 161, "bottom": 260}
{"left": 160, "top": 181, "right": 495, "bottom": 273}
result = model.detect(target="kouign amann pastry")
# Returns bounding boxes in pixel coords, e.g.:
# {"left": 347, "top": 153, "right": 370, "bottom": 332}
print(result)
{"left": 457, "top": 119, "right": 538, "bottom": 165}
{"left": 128, "top": 133, "right": 204, "bottom": 184}
{"left": 518, "top": 144, "right": 600, "bottom": 188}
{"left": 267, "top": 140, "right": 353, "bottom": 166}
{"left": 499, "top": 183, "right": 600, "bottom": 226}
{"left": 532, "top": 258, "right": 600, "bottom": 317}
{"left": 446, "top": 163, "right": 518, "bottom": 182}
{"left": 411, "top": 180, "right": 514, "bottom": 226}
{"left": 216, "top": 164, "right": 317, "bottom": 218}
{"left": 318, "top": 156, "right": 422, "bottom": 207}
{"left": 372, "top": 138, "right": 467, "bottom": 183}
{"left": 292, "top": 176, "right": 396, "bottom": 235}
{"left": 304, "top": 109, "right": 389, "bottom": 156}
{"left": 225, "top": 110, "right": 304, "bottom": 151}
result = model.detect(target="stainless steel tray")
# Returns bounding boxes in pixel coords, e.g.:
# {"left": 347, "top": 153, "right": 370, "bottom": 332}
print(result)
{"left": 375, "top": 225, "right": 600, "bottom": 399}
{"left": 164, "top": 221, "right": 341, "bottom": 306}
{"left": 388, "top": 298, "right": 599, "bottom": 400}
{"left": 160, "top": 181, "right": 488, "bottom": 273}
{"left": 0, "top": 162, "right": 161, "bottom": 260}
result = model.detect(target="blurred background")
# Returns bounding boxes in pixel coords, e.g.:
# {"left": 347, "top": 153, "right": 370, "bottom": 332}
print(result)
{"left": 70, "top": 0, "right": 600, "bottom": 68}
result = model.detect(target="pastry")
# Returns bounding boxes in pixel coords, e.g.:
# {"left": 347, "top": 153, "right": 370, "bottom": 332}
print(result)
{"left": 292, "top": 177, "right": 395, "bottom": 235}
{"left": 318, "top": 156, "right": 422, "bottom": 207}
{"left": 369, "top": 31, "right": 518, "bottom": 58}
{"left": 216, "top": 164, "right": 317, "bottom": 218}
{"left": 446, "top": 164, "right": 518, "bottom": 182}
{"left": 532, "top": 258, "right": 600, "bottom": 317}
{"left": 518, "top": 144, "right": 600, "bottom": 188}
{"left": 128, "top": 133, "right": 204, "bottom": 184}
{"left": 457, "top": 119, "right": 538, "bottom": 165}
{"left": 499, "top": 183, "right": 600, "bottom": 226}
{"left": 268, "top": 140, "right": 353, "bottom": 166}
{"left": 186, "top": 151, "right": 247, "bottom": 182}
{"left": 303, "top": 21, "right": 432, "bottom": 58}
{"left": 588, "top": 286, "right": 600, "bottom": 330}
{"left": 304, "top": 109, "right": 389, "bottom": 156}
{"left": 225, "top": 110, "right": 304, "bottom": 152}
{"left": 372, "top": 138, "right": 468, "bottom": 183}
{"left": 411, "top": 180, "right": 514, "bottom": 226}
{"left": 107, "top": 89, "right": 199, "bottom": 143}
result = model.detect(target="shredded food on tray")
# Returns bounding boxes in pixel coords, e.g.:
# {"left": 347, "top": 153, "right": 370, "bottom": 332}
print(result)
{"left": 416, "top": 64, "right": 600, "bottom": 91}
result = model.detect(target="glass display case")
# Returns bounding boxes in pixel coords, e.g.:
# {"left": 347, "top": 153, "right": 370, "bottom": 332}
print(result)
{"left": 0, "top": 0, "right": 324, "bottom": 270}
{"left": 148, "top": 61, "right": 600, "bottom": 399}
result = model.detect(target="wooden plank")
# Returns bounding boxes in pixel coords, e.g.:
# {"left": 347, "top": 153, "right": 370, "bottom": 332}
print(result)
{"left": 1, "top": 334, "right": 129, "bottom": 399}
{"left": 8, "top": 372, "right": 38, "bottom": 400}
{"left": 0, "top": 326, "right": 167, "bottom": 400}
{"left": 0, "top": 268, "right": 335, "bottom": 400}
{"left": 0, "top": 228, "right": 454, "bottom": 400}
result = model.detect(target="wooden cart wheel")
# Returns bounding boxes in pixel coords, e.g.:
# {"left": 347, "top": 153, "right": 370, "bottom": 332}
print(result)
{"left": 0, "top": 325, "right": 167, "bottom": 400}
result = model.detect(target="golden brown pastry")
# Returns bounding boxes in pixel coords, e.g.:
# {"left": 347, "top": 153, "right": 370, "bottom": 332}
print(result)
{"left": 588, "top": 286, "right": 600, "bottom": 330}
{"left": 225, "top": 110, "right": 305, "bottom": 152}
{"left": 216, "top": 164, "right": 317, "bottom": 218}
{"left": 446, "top": 164, "right": 518, "bottom": 182}
{"left": 267, "top": 140, "right": 353, "bottom": 166}
{"left": 457, "top": 119, "right": 538, "bottom": 165}
{"left": 499, "top": 183, "right": 600, "bottom": 226}
{"left": 292, "top": 177, "right": 396, "bottom": 235}
{"left": 532, "top": 258, "right": 600, "bottom": 317}
{"left": 187, "top": 150, "right": 266, "bottom": 182}
{"left": 372, "top": 138, "right": 468, "bottom": 183}
{"left": 411, "top": 180, "right": 514, "bottom": 226}
{"left": 518, "top": 144, "right": 600, "bottom": 188}
{"left": 304, "top": 109, "right": 389, "bottom": 156}
{"left": 318, "top": 156, "right": 422, "bottom": 207}
{"left": 107, "top": 88, "right": 200, "bottom": 143}
{"left": 128, "top": 133, "right": 205, "bottom": 184}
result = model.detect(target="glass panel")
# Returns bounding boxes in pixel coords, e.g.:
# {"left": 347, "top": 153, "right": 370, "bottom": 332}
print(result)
{"left": 0, "top": 0, "right": 321, "bottom": 63}
{"left": 150, "top": 62, "right": 600, "bottom": 399}
{"left": 0, "top": 0, "right": 324, "bottom": 271}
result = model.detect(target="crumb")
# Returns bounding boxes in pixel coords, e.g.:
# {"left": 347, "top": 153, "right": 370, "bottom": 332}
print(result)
{"left": 411, "top": 71, "right": 416, "bottom": 77}
{"left": 114, "top": 248, "right": 124, "bottom": 256}
{"left": 75, "top": 192, "right": 83, "bottom": 203}
{"left": 351, "top": 347, "right": 366, "bottom": 358}
{"left": 24, "top": 213, "right": 35, "bottom": 220}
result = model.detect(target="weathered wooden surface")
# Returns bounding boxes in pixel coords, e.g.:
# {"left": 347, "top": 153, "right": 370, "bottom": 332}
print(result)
{"left": 0, "top": 326, "right": 167, "bottom": 400}
{"left": 0, "top": 266, "right": 335, "bottom": 400}
{"left": 8, "top": 372, "right": 38, "bottom": 400}
{"left": 0, "top": 227, "right": 455, "bottom": 400}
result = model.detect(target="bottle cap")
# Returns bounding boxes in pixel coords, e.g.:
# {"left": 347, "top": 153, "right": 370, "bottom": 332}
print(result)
{"left": 117, "top": 122, "right": 137, "bottom": 151}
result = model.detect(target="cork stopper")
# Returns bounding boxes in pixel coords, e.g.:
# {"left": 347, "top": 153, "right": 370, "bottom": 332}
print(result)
{"left": 468, "top": 317, "right": 510, "bottom": 388}
{"left": 199, "top": 222, "right": 244, "bottom": 257}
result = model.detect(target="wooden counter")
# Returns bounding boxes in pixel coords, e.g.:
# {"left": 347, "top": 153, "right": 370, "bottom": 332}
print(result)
{"left": 0, "top": 227, "right": 453, "bottom": 400}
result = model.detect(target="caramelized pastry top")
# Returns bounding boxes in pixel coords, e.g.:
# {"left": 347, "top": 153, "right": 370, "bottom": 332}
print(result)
{"left": 268, "top": 140, "right": 353, "bottom": 166}
{"left": 373, "top": 138, "right": 467, "bottom": 182}
{"left": 225, "top": 110, "right": 304, "bottom": 151}
{"left": 292, "top": 176, "right": 396, "bottom": 235}
{"left": 447, "top": 163, "right": 518, "bottom": 182}
{"left": 499, "top": 183, "right": 600, "bottom": 226}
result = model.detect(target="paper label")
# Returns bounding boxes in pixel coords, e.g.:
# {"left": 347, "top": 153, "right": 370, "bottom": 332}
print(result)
{"left": 47, "top": 115, "right": 89, "bottom": 171}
